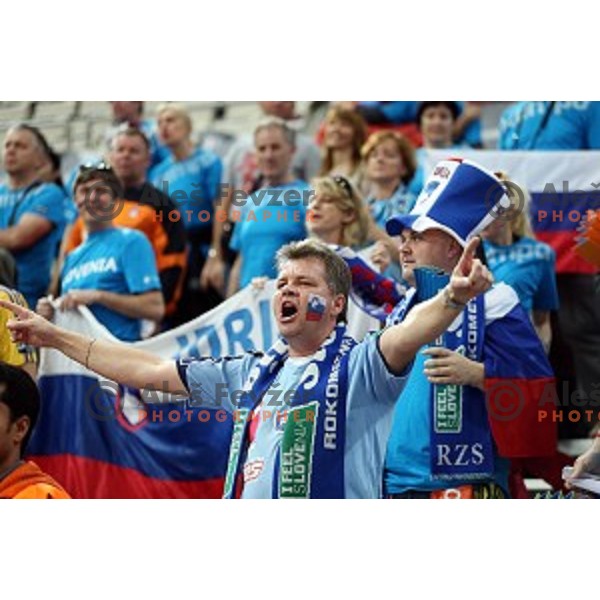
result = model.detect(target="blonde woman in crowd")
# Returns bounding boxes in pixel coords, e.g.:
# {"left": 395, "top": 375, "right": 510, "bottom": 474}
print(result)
{"left": 307, "top": 175, "right": 370, "bottom": 249}
{"left": 481, "top": 172, "right": 559, "bottom": 352}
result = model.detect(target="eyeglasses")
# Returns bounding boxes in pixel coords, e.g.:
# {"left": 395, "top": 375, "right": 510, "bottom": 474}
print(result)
{"left": 332, "top": 175, "right": 353, "bottom": 198}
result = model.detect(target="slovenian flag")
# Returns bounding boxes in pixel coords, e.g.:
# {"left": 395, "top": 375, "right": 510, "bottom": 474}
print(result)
{"left": 29, "top": 375, "right": 232, "bottom": 499}
{"left": 26, "top": 292, "right": 273, "bottom": 499}
{"left": 482, "top": 284, "right": 557, "bottom": 457}
{"left": 306, "top": 294, "right": 327, "bottom": 322}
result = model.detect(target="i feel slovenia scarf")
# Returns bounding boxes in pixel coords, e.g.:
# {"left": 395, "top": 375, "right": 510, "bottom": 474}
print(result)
{"left": 389, "top": 267, "right": 494, "bottom": 481}
{"left": 223, "top": 324, "right": 357, "bottom": 499}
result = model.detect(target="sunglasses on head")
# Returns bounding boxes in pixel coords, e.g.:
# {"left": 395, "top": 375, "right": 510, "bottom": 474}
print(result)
{"left": 78, "top": 161, "right": 113, "bottom": 175}
{"left": 333, "top": 175, "right": 353, "bottom": 198}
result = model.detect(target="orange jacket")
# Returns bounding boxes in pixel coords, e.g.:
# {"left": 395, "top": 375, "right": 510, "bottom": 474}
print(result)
{"left": 65, "top": 190, "right": 187, "bottom": 316}
{"left": 0, "top": 461, "right": 71, "bottom": 499}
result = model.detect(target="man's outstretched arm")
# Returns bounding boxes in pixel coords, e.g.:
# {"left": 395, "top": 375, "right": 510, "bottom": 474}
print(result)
{"left": 0, "top": 299, "right": 185, "bottom": 394}
{"left": 379, "top": 237, "right": 493, "bottom": 374}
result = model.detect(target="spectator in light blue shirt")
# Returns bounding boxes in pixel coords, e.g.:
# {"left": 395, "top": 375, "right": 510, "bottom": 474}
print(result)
{"left": 37, "top": 164, "right": 165, "bottom": 342}
{"left": 228, "top": 118, "right": 309, "bottom": 294}
{"left": 498, "top": 101, "right": 600, "bottom": 150}
{"left": 481, "top": 173, "right": 559, "bottom": 353}
{"left": 0, "top": 124, "right": 69, "bottom": 307}
{"left": 150, "top": 103, "right": 223, "bottom": 324}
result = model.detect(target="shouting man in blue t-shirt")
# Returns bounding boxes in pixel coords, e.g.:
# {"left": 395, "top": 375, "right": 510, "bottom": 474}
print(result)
{"left": 3, "top": 233, "right": 493, "bottom": 498}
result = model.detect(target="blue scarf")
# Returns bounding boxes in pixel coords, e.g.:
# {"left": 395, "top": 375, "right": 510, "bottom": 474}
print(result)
{"left": 388, "top": 267, "right": 495, "bottom": 481}
{"left": 223, "top": 324, "right": 356, "bottom": 499}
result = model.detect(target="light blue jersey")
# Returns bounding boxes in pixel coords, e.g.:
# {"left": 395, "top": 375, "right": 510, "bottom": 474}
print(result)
{"left": 178, "top": 334, "right": 409, "bottom": 498}
{"left": 0, "top": 181, "right": 68, "bottom": 306}
{"left": 455, "top": 101, "right": 482, "bottom": 148}
{"left": 150, "top": 146, "right": 222, "bottom": 231}
{"left": 230, "top": 180, "right": 310, "bottom": 288}
{"left": 61, "top": 228, "right": 161, "bottom": 341}
{"left": 484, "top": 237, "right": 559, "bottom": 312}
{"left": 498, "top": 101, "right": 600, "bottom": 150}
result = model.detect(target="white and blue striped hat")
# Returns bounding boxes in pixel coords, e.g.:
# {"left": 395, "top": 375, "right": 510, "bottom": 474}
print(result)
{"left": 386, "top": 158, "right": 510, "bottom": 247}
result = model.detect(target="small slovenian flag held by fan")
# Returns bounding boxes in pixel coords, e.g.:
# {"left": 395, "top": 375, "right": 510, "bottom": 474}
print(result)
{"left": 306, "top": 294, "right": 327, "bottom": 321}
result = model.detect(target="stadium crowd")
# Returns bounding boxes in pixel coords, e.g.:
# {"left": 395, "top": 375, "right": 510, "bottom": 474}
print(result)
{"left": 1, "top": 100, "right": 600, "bottom": 499}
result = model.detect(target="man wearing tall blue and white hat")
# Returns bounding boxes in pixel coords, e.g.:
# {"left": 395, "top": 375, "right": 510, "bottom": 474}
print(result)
{"left": 383, "top": 158, "right": 557, "bottom": 499}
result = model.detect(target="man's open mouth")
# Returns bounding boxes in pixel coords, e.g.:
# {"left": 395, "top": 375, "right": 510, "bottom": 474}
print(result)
{"left": 280, "top": 301, "right": 299, "bottom": 322}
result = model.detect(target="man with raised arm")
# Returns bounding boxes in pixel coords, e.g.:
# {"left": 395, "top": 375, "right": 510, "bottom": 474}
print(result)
{"left": 2, "top": 234, "right": 492, "bottom": 499}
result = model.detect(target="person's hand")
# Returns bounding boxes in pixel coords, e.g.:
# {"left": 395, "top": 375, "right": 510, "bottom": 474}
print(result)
{"left": 370, "top": 242, "right": 392, "bottom": 273}
{"left": 448, "top": 237, "right": 493, "bottom": 305}
{"left": 59, "top": 290, "right": 101, "bottom": 311}
{"left": 250, "top": 277, "right": 268, "bottom": 292}
{"left": 0, "top": 298, "right": 61, "bottom": 348}
{"left": 422, "top": 347, "right": 484, "bottom": 389}
{"left": 200, "top": 256, "right": 225, "bottom": 294}
{"left": 36, "top": 295, "right": 56, "bottom": 321}
{"left": 566, "top": 437, "right": 600, "bottom": 488}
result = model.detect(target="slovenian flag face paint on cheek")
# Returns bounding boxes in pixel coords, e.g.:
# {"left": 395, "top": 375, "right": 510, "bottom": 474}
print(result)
{"left": 306, "top": 294, "right": 327, "bottom": 322}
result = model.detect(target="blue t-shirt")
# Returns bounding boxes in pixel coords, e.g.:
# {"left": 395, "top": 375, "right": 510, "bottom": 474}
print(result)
{"left": 230, "top": 180, "right": 310, "bottom": 288}
{"left": 498, "top": 101, "right": 600, "bottom": 150}
{"left": 483, "top": 237, "right": 559, "bottom": 312}
{"left": 61, "top": 228, "right": 161, "bottom": 341}
{"left": 0, "top": 181, "right": 68, "bottom": 306}
{"left": 384, "top": 287, "right": 513, "bottom": 496}
{"left": 454, "top": 101, "right": 482, "bottom": 148}
{"left": 150, "top": 146, "right": 223, "bottom": 231}
{"left": 177, "top": 333, "right": 409, "bottom": 498}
